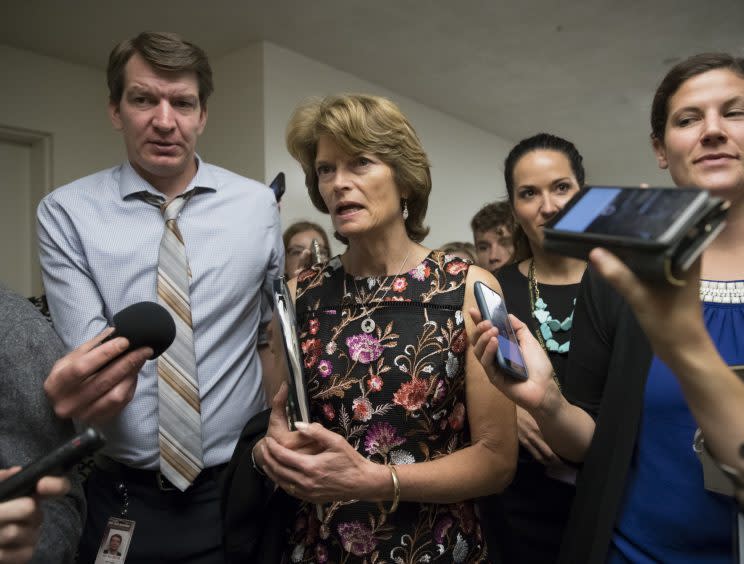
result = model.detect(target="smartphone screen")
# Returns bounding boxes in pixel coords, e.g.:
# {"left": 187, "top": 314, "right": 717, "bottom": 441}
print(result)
{"left": 554, "top": 187, "right": 703, "bottom": 242}
{"left": 269, "top": 172, "right": 286, "bottom": 202}
{"left": 474, "top": 282, "right": 528, "bottom": 380}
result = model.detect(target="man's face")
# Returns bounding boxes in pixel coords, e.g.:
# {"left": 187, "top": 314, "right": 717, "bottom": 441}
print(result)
{"left": 109, "top": 53, "right": 207, "bottom": 195}
{"left": 109, "top": 535, "right": 121, "bottom": 551}
{"left": 474, "top": 227, "right": 514, "bottom": 274}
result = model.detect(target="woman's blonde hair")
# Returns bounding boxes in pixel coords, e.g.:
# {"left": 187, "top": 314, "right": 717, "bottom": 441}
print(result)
{"left": 286, "top": 94, "right": 431, "bottom": 243}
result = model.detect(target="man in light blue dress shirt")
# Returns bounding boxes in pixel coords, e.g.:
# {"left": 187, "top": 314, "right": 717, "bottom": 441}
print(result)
{"left": 37, "top": 32, "right": 283, "bottom": 563}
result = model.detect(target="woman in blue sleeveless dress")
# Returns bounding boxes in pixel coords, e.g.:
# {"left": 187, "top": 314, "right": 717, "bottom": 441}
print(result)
{"left": 253, "top": 94, "right": 517, "bottom": 563}
{"left": 470, "top": 52, "right": 744, "bottom": 563}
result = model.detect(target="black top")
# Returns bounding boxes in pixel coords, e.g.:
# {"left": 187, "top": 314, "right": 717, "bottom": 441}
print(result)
{"left": 497, "top": 263, "right": 579, "bottom": 385}
{"left": 558, "top": 267, "right": 653, "bottom": 564}
{"left": 475, "top": 263, "right": 581, "bottom": 563}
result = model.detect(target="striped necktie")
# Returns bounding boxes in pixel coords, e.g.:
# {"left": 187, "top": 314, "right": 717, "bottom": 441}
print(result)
{"left": 142, "top": 191, "right": 204, "bottom": 491}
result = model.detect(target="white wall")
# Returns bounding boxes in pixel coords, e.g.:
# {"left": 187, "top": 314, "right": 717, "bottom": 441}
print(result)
{"left": 0, "top": 44, "right": 122, "bottom": 188}
{"left": 0, "top": 41, "right": 516, "bottom": 262}
{"left": 262, "top": 43, "right": 515, "bottom": 253}
{"left": 199, "top": 42, "right": 265, "bottom": 179}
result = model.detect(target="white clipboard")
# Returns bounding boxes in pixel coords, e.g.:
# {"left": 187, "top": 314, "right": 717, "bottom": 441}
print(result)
{"left": 273, "top": 277, "right": 311, "bottom": 430}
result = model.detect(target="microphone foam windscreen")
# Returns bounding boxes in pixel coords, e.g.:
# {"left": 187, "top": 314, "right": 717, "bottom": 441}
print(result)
{"left": 112, "top": 302, "right": 176, "bottom": 359}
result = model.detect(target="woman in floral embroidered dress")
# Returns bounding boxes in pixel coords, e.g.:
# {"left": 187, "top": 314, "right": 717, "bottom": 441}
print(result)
{"left": 252, "top": 94, "right": 517, "bottom": 563}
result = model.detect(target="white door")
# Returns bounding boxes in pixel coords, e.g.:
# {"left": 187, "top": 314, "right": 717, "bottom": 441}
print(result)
{"left": 0, "top": 138, "right": 34, "bottom": 296}
{"left": 0, "top": 129, "right": 51, "bottom": 298}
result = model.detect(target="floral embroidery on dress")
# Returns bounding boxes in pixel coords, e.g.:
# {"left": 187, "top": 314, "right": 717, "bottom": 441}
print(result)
{"left": 288, "top": 251, "right": 489, "bottom": 563}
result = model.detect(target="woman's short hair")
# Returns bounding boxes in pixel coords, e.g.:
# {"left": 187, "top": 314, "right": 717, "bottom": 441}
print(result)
{"left": 650, "top": 52, "right": 744, "bottom": 142}
{"left": 502, "top": 133, "right": 585, "bottom": 262}
{"left": 282, "top": 220, "right": 330, "bottom": 252}
{"left": 286, "top": 94, "right": 431, "bottom": 243}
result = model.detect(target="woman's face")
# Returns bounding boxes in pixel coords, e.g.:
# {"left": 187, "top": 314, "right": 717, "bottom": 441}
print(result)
{"left": 285, "top": 229, "right": 329, "bottom": 276}
{"left": 511, "top": 149, "right": 581, "bottom": 248}
{"left": 315, "top": 135, "right": 403, "bottom": 242}
{"left": 654, "top": 68, "right": 744, "bottom": 200}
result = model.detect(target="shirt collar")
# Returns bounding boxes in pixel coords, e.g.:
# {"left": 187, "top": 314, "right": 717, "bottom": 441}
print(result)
{"left": 119, "top": 154, "right": 218, "bottom": 201}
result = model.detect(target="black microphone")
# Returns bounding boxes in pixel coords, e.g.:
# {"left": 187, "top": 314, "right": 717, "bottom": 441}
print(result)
{"left": 103, "top": 301, "right": 176, "bottom": 359}
{"left": 0, "top": 428, "right": 106, "bottom": 501}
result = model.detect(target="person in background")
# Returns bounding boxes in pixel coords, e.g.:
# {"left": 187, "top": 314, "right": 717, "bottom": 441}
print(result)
{"left": 471, "top": 52, "right": 744, "bottom": 564}
{"left": 282, "top": 220, "right": 331, "bottom": 277}
{"left": 478, "top": 133, "right": 587, "bottom": 563}
{"left": 254, "top": 93, "right": 517, "bottom": 562}
{"left": 470, "top": 200, "right": 515, "bottom": 274}
{"left": 440, "top": 240, "right": 477, "bottom": 263}
{"left": 37, "top": 32, "right": 282, "bottom": 562}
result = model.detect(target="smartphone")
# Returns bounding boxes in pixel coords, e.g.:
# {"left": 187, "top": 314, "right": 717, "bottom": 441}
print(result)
{"left": 544, "top": 186, "right": 729, "bottom": 284}
{"left": 269, "top": 172, "right": 286, "bottom": 202}
{"left": 474, "top": 281, "right": 529, "bottom": 381}
{"left": 550, "top": 186, "right": 709, "bottom": 246}
{"left": 0, "top": 427, "right": 105, "bottom": 501}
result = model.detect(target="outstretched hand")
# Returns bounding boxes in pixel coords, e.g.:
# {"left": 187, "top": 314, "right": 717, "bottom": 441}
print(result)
{"left": 588, "top": 248, "right": 705, "bottom": 355}
{"left": 44, "top": 329, "right": 152, "bottom": 425}
{"left": 468, "top": 308, "right": 557, "bottom": 413}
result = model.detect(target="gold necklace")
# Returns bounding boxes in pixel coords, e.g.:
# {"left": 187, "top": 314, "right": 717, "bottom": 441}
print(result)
{"left": 350, "top": 249, "right": 412, "bottom": 334}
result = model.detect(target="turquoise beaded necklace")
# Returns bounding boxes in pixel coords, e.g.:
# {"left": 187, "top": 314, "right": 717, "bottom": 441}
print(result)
{"left": 528, "top": 259, "right": 574, "bottom": 354}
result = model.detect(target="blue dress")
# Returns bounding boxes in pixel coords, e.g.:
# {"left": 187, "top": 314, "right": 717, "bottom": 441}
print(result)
{"left": 608, "top": 289, "right": 744, "bottom": 563}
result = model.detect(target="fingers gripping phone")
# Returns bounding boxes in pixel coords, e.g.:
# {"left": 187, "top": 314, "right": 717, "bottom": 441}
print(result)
{"left": 543, "top": 186, "right": 728, "bottom": 284}
{"left": 0, "top": 427, "right": 105, "bottom": 502}
{"left": 474, "top": 281, "right": 529, "bottom": 381}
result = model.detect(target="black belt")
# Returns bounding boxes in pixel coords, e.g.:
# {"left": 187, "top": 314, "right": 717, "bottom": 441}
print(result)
{"left": 94, "top": 454, "right": 228, "bottom": 492}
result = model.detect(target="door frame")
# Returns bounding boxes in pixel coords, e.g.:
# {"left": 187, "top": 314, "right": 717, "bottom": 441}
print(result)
{"left": 0, "top": 125, "right": 53, "bottom": 296}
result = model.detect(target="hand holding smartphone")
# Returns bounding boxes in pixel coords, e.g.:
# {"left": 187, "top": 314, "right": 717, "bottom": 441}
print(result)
{"left": 0, "top": 427, "right": 105, "bottom": 502}
{"left": 543, "top": 186, "right": 729, "bottom": 284}
{"left": 473, "top": 281, "right": 529, "bottom": 381}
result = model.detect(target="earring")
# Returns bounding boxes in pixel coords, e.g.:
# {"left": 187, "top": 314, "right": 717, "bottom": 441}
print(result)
{"left": 402, "top": 200, "right": 409, "bottom": 220}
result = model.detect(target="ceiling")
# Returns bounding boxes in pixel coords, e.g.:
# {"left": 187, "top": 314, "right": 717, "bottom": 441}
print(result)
{"left": 2, "top": 0, "right": 743, "bottom": 183}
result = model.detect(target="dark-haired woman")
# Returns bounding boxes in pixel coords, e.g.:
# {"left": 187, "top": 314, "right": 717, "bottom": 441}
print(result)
{"left": 472, "top": 52, "right": 744, "bottom": 564}
{"left": 479, "top": 134, "right": 587, "bottom": 563}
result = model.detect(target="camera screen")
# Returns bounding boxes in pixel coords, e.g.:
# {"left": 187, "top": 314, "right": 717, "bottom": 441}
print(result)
{"left": 554, "top": 187, "right": 701, "bottom": 240}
